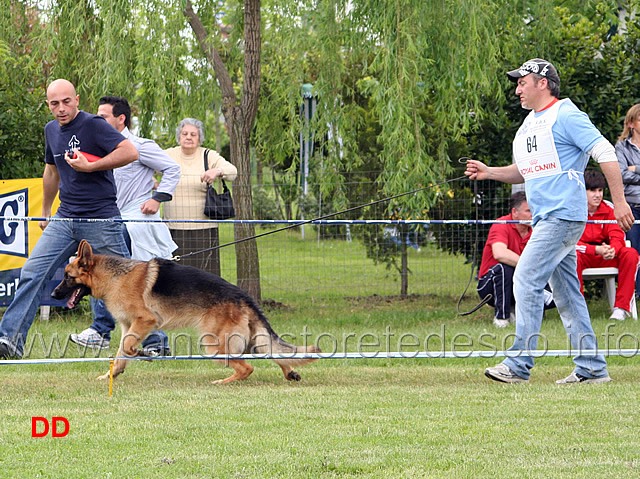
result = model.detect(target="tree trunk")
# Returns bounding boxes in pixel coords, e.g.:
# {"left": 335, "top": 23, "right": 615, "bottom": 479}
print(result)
{"left": 233, "top": 0, "right": 262, "bottom": 299}
{"left": 184, "top": 0, "right": 262, "bottom": 299}
{"left": 230, "top": 108, "right": 261, "bottom": 299}
{"left": 399, "top": 225, "right": 408, "bottom": 296}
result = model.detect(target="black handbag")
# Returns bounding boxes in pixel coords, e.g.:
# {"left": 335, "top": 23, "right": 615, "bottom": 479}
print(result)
{"left": 203, "top": 149, "right": 235, "bottom": 220}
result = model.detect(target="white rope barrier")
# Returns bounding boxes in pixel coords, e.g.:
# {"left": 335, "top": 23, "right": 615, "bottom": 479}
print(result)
{"left": 0, "top": 216, "right": 632, "bottom": 225}
{"left": 1, "top": 349, "right": 639, "bottom": 365}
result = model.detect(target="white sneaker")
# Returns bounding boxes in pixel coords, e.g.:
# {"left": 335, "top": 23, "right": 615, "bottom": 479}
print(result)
{"left": 609, "top": 307, "right": 630, "bottom": 321}
{"left": 543, "top": 289, "right": 554, "bottom": 307}
{"left": 69, "top": 328, "right": 110, "bottom": 349}
{"left": 484, "top": 363, "right": 529, "bottom": 383}
{"left": 493, "top": 317, "right": 509, "bottom": 328}
{"left": 556, "top": 372, "right": 611, "bottom": 384}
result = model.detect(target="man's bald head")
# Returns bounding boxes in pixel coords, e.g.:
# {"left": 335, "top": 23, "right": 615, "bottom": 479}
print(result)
{"left": 47, "top": 79, "right": 76, "bottom": 98}
{"left": 46, "top": 79, "right": 79, "bottom": 125}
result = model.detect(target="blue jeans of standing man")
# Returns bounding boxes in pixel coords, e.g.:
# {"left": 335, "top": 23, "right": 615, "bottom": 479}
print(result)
{"left": 502, "top": 216, "right": 608, "bottom": 380}
{"left": 0, "top": 216, "right": 129, "bottom": 357}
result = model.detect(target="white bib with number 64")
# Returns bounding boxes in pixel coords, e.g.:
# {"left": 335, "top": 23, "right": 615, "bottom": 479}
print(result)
{"left": 513, "top": 99, "right": 567, "bottom": 181}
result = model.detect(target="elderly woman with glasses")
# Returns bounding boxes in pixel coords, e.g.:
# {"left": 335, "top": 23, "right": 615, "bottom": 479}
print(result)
{"left": 163, "top": 118, "right": 237, "bottom": 276}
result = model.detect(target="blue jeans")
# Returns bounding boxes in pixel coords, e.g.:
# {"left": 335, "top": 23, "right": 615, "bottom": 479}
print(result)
{"left": 88, "top": 224, "right": 169, "bottom": 349}
{"left": 625, "top": 204, "right": 640, "bottom": 294}
{"left": 0, "top": 216, "right": 129, "bottom": 357}
{"left": 503, "top": 217, "right": 608, "bottom": 380}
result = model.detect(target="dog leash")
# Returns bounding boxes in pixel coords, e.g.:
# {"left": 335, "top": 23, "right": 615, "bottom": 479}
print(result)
{"left": 455, "top": 157, "right": 492, "bottom": 316}
{"left": 172, "top": 174, "right": 468, "bottom": 262}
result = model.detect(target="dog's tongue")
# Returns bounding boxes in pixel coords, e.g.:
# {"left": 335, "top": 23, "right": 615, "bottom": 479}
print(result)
{"left": 66, "top": 289, "right": 80, "bottom": 309}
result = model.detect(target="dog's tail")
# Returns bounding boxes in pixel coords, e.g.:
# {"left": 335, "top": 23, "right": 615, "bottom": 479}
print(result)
{"left": 251, "top": 323, "right": 320, "bottom": 367}
{"left": 245, "top": 303, "right": 320, "bottom": 381}
{"left": 272, "top": 338, "right": 320, "bottom": 366}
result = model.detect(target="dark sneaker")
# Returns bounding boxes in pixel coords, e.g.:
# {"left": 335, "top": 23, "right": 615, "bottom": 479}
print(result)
{"left": 556, "top": 372, "right": 611, "bottom": 384}
{"left": 0, "top": 340, "right": 20, "bottom": 360}
{"left": 484, "top": 363, "right": 529, "bottom": 383}
{"left": 142, "top": 346, "right": 172, "bottom": 357}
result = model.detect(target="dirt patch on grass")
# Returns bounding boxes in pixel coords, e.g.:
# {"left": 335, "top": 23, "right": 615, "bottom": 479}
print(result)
{"left": 259, "top": 298, "right": 293, "bottom": 312}
{"left": 346, "top": 293, "right": 438, "bottom": 306}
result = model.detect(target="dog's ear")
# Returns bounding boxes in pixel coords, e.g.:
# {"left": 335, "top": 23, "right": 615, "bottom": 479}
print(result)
{"left": 77, "top": 239, "right": 94, "bottom": 270}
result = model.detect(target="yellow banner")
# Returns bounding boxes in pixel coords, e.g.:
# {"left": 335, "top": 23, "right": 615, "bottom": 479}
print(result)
{"left": 0, "top": 178, "right": 61, "bottom": 306}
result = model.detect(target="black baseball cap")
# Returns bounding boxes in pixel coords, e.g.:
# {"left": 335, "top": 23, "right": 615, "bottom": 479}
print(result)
{"left": 506, "top": 58, "right": 560, "bottom": 85}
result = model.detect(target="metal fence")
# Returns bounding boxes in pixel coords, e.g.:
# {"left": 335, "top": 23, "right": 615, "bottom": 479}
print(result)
{"left": 211, "top": 172, "right": 511, "bottom": 304}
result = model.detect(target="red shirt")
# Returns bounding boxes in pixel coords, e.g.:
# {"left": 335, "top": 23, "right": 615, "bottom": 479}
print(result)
{"left": 478, "top": 214, "right": 531, "bottom": 277}
{"left": 576, "top": 200, "right": 626, "bottom": 256}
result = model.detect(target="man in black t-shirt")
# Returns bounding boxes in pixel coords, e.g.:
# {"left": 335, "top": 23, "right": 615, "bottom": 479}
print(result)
{"left": 0, "top": 79, "right": 139, "bottom": 359}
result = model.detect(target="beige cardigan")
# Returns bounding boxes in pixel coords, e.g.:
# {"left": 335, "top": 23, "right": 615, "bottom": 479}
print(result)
{"left": 163, "top": 146, "right": 237, "bottom": 230}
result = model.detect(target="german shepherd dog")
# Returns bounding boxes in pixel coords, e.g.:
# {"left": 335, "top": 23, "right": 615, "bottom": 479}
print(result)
{"left": 52, "top": 240, "right": 319, "bottom": 384}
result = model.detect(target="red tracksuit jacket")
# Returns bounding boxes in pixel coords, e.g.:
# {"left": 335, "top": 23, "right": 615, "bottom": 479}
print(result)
{"left": 576, "top": 201, "right": 626, "bottom": 255}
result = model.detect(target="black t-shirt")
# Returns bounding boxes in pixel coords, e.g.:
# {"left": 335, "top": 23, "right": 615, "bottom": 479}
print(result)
{"left": 44, "top": 110, "right": 126, "bottom": 218}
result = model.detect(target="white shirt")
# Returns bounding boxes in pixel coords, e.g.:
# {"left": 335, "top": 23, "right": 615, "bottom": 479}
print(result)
{"left": 114, "top": 127, "right": 181, "bottom": 210}
{"left": 114, "top": 127, "right": 181, "bottom": 259}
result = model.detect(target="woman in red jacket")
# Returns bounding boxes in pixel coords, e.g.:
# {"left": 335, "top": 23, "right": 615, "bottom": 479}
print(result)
{"left": 577, "top": 169, "right": 640, "bottom": 320}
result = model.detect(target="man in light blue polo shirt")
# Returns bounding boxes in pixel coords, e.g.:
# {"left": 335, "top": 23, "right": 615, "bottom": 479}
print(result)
{"left": 465, "top": 58, "right": 634, "bottom": 384}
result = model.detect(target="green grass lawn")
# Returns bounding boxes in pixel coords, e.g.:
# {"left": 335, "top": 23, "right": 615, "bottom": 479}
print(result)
{"left": 2, "top": 295, "right": 640, "bottom": 478}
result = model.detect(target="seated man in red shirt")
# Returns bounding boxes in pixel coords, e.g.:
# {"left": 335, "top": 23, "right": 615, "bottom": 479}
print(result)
{"left": 478, "top": 192, "right": 554, "bottom": 327}
{"left": 577, "top": 169, "right": 640, "bottom": 320}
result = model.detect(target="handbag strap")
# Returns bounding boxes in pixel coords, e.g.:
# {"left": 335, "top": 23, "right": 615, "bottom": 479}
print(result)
{"left": 203, "top": 148, "right": 229, "bottom": 192}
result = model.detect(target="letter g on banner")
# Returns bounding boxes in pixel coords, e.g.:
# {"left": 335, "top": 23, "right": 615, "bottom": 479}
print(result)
{"left": 0, "top": 188, "right": 28, "bottom": 258}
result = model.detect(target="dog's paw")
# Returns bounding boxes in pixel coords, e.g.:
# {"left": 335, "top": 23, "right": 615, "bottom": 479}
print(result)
{"left": 96, "top": 373, "right": 109, "bottom": 381}
{"left": 287, "top": 370, "right": 301, "bottom": 381}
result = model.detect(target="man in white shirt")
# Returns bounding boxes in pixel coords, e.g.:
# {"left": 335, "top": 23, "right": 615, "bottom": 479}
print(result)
{"left": 69, "top": 96, "right": 181, "bottom": 356}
